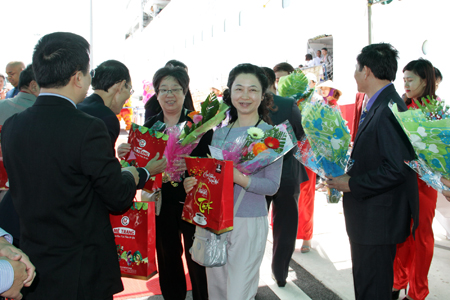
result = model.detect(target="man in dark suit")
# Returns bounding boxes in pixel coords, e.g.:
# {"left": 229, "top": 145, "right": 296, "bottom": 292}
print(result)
{"left": 262, "top": 67, "right": 308, "bottom": 287}
{"left": 327, "top": 43, "right": 419, "bottom": 300}
{"left": 77, "top": 60, "right": 134, "bottom": 154}
{"left": 1, "top": 32, "right": 166, "bottom": 300}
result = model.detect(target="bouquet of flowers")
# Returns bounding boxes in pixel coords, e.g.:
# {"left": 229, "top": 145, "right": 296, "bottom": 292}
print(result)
{"left": 277, "top": 69, "right": 314, "bottom": 109}
{"left": 390, "top": 97, "right": 450, "bottom": 192}
{"left": 295, "top": 101, "right": 352, "bottom": 203}
{"left": 164, "top": 92, "right": 229, "bottom": 182}
{"left": 142, "top": 80, "right": 155, "bottom": 104}
{"left": 220, "top": 121, "right": 296, "bottom": 175}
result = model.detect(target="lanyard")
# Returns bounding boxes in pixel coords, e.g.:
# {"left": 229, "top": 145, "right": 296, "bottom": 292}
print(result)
{"left": 221, "top": 117, "right": 262, "bottom": 148}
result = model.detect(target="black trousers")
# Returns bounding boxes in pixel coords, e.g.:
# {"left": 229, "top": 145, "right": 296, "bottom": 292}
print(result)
{"left": 155, "top": 202, "right": 208, "bottom": 300}
{"left": 350, "top": 240, "right": 397, "bottom": 300}
{"left": 266, "top": 183, "right": 300, "bottom": 282}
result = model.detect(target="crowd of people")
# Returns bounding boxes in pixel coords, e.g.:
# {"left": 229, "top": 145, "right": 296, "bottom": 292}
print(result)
{"left": 300, "top": 48, "right": 333, "bottom": 80}
{"left": 0, "top": 31, "right": 448, "bottom": 300}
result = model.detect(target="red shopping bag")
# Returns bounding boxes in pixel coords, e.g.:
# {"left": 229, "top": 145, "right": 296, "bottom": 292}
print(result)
{"left": 0, "top": 126, "right": 8, "bottom": 190}
{"left": 109, "top": 200, "right": 157, "bottom": 280}
{"left": 122, "top": 123, "right": 167, "bottom": 193}
{"left": 182, "top": 157, "right": 234, "bottom": 234}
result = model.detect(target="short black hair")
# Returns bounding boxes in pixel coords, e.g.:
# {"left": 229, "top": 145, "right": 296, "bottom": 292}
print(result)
{"left": 261, "top": 67, "right": 276, "bottom": 87}
{"left": 91, "top": 60, "right": 130, "bottom": 92}
{"left": 435, "top": 67, "right": 443, "bottom": 82}
{"left": 153, "top": 66, "right": 190, "bottom": 95}
{"left": 357, "top": 43, "right": 399, "bottom": 81}
{"left": 32, "top": 32, "right": 90, "bottom": 88}
{"left": 18, "top": 64, "right": 36, "bottom": 90}
{"left": 321, "top": 48, "right": 328, "bottom": 52}
{"left": 273, "top": 62, "right": 295, "bottom": 74}
{"left": 223, "top": 63, "right": 273, "bottom": 124}
{"left": 305, "top": 54, "right": 313, "bottom": 60}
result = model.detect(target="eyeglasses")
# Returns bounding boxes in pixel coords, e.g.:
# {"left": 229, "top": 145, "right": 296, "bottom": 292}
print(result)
{"left": 125, "top": 82, "right": 134, "bottom": 95}
{"left": 158, "top": 88, "right": 183, "bottom": 95}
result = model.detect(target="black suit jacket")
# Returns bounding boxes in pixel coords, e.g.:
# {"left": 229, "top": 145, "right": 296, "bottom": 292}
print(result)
{"left": 269, "top": 94, "right": 308, "bottom": 186}
{"left": 1, "top": 95, "right": 139, "bottom": 299}
{"left": 77, "top": 93, "right": 120, "bottom": 151}
{"left": 344, "top": 84, "right": 419, "bottom": 245}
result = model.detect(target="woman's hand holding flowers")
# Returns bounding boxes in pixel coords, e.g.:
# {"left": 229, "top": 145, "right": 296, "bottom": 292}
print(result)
{"left": 233, "top": 167, "right": 249, "bottom": 188}
{"left": 174, "top": 154, "right": 188, "bottom": 172}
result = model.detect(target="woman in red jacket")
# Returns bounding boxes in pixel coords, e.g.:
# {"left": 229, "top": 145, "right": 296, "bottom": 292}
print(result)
{"left": 392, "top": 58, "right": 438, "bottom": 300}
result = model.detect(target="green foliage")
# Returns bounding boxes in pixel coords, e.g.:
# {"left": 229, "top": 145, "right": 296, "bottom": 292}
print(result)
{"left": 277, "top": 70, "right": 309, "bottom": 100}
{"left": 120, "top": 160, "right": 130, "bottom": 168}
{"left": 413, "top": 96, "right": 450, "bottom": 120}
{"left": 178, "top": 92, "right": 228, "bottom": 145}
{"left": 134, "top": 202, "right": 143, "bottom": 210}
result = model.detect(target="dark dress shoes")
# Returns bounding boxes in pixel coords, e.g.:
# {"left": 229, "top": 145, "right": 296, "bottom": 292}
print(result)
{"left": 392, "top": 288, "right": 407, "bottom": 299}
{"left": 271, "top": 274, "right": 286, "bottom": 287}
{"left": 392, "top": 290, "right": 400, "bottom": 299}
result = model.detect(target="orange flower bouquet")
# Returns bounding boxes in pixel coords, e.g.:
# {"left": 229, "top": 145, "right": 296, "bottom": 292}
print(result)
{"left": 221, "top": 121, "right": 296, "bottom": 175}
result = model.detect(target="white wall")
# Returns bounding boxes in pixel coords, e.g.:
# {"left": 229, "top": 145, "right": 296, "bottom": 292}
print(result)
{"left": 370, "top": 0, "right": 450, "bottom": 102}
{"left": 125, "top": 0, "right": 448, "bottom": 104}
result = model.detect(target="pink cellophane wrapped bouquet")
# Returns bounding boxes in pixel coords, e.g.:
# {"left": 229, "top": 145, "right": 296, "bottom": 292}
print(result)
{"left": 217, "top": 120, "right": 296, "bottom": 175}
{"left": 163, "top": 93, "right": 228, "bottom": 182}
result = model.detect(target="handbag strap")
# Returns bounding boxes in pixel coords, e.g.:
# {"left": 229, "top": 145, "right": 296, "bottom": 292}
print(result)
{"left": 233, "top": 188, "right": 246, "bottom": 216}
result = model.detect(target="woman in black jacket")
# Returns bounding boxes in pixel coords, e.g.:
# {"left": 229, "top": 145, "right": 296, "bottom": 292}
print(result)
{"left": 143, "top": 65, "right": 211, "bottom": 300}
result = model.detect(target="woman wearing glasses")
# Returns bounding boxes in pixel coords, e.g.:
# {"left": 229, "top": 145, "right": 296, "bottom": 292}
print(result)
{"left": 144, "top": 59, "right": 195, "bottom": 121}
{"left": 142, "top": 66, "right": 211, "bottom": 300}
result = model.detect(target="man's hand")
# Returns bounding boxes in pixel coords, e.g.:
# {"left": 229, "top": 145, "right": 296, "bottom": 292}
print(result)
{"left": 184, "top": 177, "right": 197, "bottom": 193}
{"left": 122, "top": 166, "right": 139, "bottom": 185}
{"left": 326, "top": 174, "right": 351, "bottom": 193}
{"left": 0, "top": 237, "right": 36, "bottom": 288}
{"left": 441, "top": 177, "right": 450, "bottom": 202}
{"left": 117, "top": 143, "right": 131, "bottom": 159}
{"left": 0, "top": 257, "right": 27, "bottom": 299}
{"left": 145, "top": 153, "right": 167, "bottom": 176}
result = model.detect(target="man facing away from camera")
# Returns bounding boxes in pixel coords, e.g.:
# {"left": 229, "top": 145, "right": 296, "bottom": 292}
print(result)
{"left": 1, "top": 32, "right": 166, "bottom": 300}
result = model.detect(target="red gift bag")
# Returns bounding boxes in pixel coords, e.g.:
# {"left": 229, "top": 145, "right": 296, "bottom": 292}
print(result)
{"left": 182, "top": 157, "right": 234, "bottom": 234}
{"left": 122, "top": 123, "right": 167, "bottom": 193}
{"left": 0, "top": 125, "right": 8, "bottom": 190}
{"left": 110, "top": 200, "right": 157, "bottom": 280}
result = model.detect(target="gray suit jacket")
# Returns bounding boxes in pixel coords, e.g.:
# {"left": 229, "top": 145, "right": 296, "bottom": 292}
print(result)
{"left": 0, "top": 92, "right": 37, "bottom": 125}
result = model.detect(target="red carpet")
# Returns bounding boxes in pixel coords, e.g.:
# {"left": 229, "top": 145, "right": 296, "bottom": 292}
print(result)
{"left": 114, "top": 244, "right": 192, "bottom": 299}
